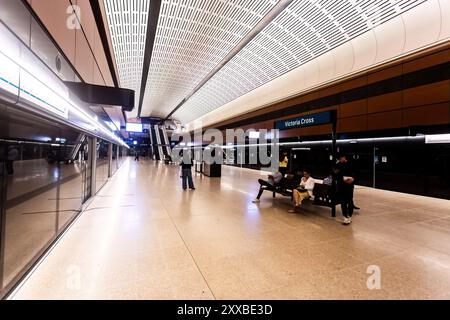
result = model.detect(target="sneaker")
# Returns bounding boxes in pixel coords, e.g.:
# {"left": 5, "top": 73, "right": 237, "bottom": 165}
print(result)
{"left": 190, "top": 187, "right": 196, "bottom": 190}
{"left": 288, "top": 206, "right": 300, "bottom": 213}
{"left": 252, "top": 199, "right": 260, "bottom": 203}
{"left": 343, "top": 217, "right": 350, "bottom": 225}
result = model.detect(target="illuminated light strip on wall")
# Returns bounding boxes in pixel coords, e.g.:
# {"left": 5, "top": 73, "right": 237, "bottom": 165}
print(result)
{"left": 425, "top": 134, "right": 450, "bottom": 144}
{"left": 211, "top": 135, "right": 426, "bottom": 149}
{"left": 1, "top": 53, "right": 69, "bottom": 119}
{"left": 19, "top": 68, "right": 69, "bottom": 119}
{"left": 0, "top": 76, "right": 19, "bottom": 90}
{"left": 0, "top": 45, "right": 128, "bottom": 148}
{"left": 0, "top": 51, "right": 20, "bottom": 96}
{"left": 67, "top": 98, "right": 128, "bottom": 147}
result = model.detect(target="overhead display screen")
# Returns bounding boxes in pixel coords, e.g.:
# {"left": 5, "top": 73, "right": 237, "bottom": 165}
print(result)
{"left": 126, "top": 123, "right": 143, "bottom": 133}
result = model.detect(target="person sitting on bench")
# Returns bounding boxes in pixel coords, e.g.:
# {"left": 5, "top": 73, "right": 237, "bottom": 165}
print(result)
{"left": 288, "top": 169, "right": 315, "bottom": 213}
{"left": 252, "top": 171, "right": 283, "bottom": 203}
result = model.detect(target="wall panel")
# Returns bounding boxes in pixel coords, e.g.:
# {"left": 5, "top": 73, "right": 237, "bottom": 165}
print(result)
{"left": 367, "top": 65, "right": 403, "bottom": 84}
{"left": 368, "top": 92, "right": 403, "bottom": 113}
{"left": 339, "top": 100, "right": 367, "bottom": 118}
{"left": 403, "top": 81, "right": 450, "bottom": 108}
{"left": 403, "top": 49, "right": 450, "bottom": 73}
{"left": 30, "top": 0, "right": 115, "bottom": 87}
{"left": 337, "top": 115, "right": 368, "bottom": 133}
{"left": 368, "top": 110, "right": 402, "bottom": 131}
{"left": 75, "top": 0, "right": 95, "bottom": 47}
{"left": 75, "top": 29, "right": 94, "bottom": 83}
{"left": 30, "top": 0, "right": 75, "bottom": 64}
{"left": 403, "top": 103, "right": 450, "bottom": 126}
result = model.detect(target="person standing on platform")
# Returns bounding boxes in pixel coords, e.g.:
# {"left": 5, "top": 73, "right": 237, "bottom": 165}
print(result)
{"left": 7, "top": 145, "right": 19, "bottom": 175}
{"left": 335, "top": 154, "right": 355, "bottom": 225}
{"left": 134, "top": 149, "right": 140, "bottom": 161}
{"left": 180, "top": 154, "right": 195, "bottom": 191}
{"left": 279, "top": 151, "right": 289, "bottom": 177}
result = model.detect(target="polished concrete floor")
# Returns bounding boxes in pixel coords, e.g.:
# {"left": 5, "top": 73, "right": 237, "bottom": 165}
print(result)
{"left": 10, "top": 158, "right": 450, "bottom": 299}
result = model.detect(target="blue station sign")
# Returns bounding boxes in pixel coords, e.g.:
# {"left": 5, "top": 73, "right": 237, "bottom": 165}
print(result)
{"left": 275, "top": 110, "right": 336, "bottom": 130}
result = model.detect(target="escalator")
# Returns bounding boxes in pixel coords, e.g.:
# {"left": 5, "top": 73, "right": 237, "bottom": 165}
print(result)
{"left": 159, "top": 128, "right": 169, "bottom": 158}
{"left": 68, "top": 133, "right": 86, "bottom": 163}
{"left": 150, "top": 127, "right": 160, "bottom": 160}
{"left": 149, "top": 126, "right": 156, "bottom": 160}
{"left": 161, "top": 126, "right": 172, "bottom": 159}
{"left": 154, "top": 125, "right": 165, "bottom": 161}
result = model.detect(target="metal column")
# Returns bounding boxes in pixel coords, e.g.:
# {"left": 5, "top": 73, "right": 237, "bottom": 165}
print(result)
{"left": 90, "top": 137, "right": 97, "bottom": 196}
{"left": 331, "top": 111, "right": 337, "bottom": 218}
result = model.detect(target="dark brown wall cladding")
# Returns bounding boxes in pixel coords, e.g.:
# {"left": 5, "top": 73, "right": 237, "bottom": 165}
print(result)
{"left": 367, "top": 64, "right": 403, "bottom": 84}
{"left": 212, "top": 42, "right": 450, "bottom": 138}
{"left": 338, "top": 99, "right": 367, "bottom": 118}
{"left": 403, "top": 103, "right": 450, "bottom": 127}
{"left": 403, "top": 80, "right": 450, "bottom": 108}
{"left": 278, "top": 124, "right": 333, "bottom": 139}
{"left": 367, "top": 92, "right": 402, "bottom": 113}
{"left": 368, "top": 110, "right": 403, "bottom": 131}
{"left": 337, "top": 115, "right": 368, "bottom": 133}
{"left": 403, "top": 48, "right": 450, "bottom": 74}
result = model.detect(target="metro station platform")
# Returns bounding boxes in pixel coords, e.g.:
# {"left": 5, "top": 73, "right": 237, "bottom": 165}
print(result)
{"left": 9, "top": 158, "right": 450, "bottom": 300}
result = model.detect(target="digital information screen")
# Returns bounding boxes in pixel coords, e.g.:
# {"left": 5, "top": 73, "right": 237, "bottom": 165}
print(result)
{"left": 126, "top": 123, "right": 143, "bottom": 133}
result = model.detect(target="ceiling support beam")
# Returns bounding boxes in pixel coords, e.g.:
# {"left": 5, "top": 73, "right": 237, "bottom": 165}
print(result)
{"left": 163, "top": 0, "right": 294, "bottom": 121}
{"left": 137, "top": 0, "right": 162, "bottom": 119}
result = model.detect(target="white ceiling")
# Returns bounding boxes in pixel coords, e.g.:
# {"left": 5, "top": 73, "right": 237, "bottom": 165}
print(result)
{"left": 142, "top": 0, "right": 278, "bottom": 118}
{"left": 104, "top": 0, "right": 150, "bottom": 119}
{"left": 173, "top": 0, "right": 428, "bottom": 124}
{"left": 104, "top": 0, "right": 430, "bottom": 123}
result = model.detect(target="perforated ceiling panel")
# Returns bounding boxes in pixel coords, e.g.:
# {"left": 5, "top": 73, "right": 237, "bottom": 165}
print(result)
{"left": 173, "top": 0, "right": 428, "bottom": 124}
{"left": 140, "top": 0, "right": 278, "bottom": 118}
{"left": 104, "top": 0, "right": 151, "bottom": 117}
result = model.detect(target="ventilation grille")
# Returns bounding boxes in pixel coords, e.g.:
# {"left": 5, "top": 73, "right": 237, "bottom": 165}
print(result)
{"left": 141, "top": 0, "right": 278, "bottom": 117}
{"left": 104, "top": 0, "right": 151, "bottom": 114}
{"left": 174, "top": 0, "right": 428, "bottom": 123}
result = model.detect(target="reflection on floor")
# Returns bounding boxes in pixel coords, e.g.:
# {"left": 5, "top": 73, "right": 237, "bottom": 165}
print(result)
{"left": 10, "top": 158, "right": 450, "bottom": 299}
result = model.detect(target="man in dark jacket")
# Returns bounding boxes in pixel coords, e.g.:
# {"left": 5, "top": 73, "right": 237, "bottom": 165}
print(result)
{"left": 180, "top": 154, "right": 195, "bottom": 191}
{"left": 334, "top": 154, "right": 355, "bottom": 225}
{"left": 134, "top": 149, "right": 140, "bottom": 161}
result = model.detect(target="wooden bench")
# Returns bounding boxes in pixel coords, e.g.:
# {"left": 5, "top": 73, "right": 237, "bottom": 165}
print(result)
{"left": 311, "top": 183, "right": 340, "bottom": 208}
{"left": 258, "top": 179, "right": 339, "bottom": 209}
{"left": 257, "top": 178, "right": 296, "bottom": 199}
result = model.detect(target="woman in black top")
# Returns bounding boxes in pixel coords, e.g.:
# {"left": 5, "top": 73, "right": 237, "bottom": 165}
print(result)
{"left": 334, "top": 154, "right": 355, "bottom": 225}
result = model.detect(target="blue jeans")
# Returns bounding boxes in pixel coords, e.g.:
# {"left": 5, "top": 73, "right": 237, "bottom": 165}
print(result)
{"left": 182, "top": 168, "right": 194, "bottom": 189}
